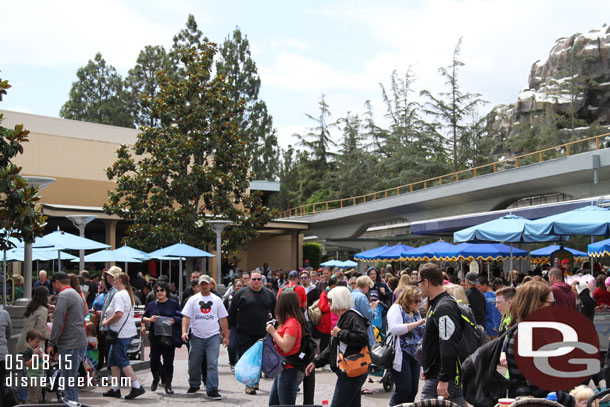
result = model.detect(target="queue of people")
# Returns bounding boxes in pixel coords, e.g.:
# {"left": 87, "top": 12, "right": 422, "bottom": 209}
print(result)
{"left": 3, "top": 259, "right": 610, "bottom": 407}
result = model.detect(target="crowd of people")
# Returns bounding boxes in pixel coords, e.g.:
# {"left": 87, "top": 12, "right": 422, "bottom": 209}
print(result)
{"left": 0, "top": 259, "right": 609, "bottom": 407}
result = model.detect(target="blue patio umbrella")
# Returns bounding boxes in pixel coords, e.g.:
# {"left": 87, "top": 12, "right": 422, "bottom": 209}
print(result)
{"left": 42, "top": 229, "right": 110, "bottom": 251}
{"left": 339, "top": 260, "right": 358, "bottom": 268}
{"left": 454, "top": 215, "right": 560, "bottom": 243}
{"left": 6, "top": 248, "right": 77, "bottom": 262}
{"left": 588, "top": 239, "right": 610, "bottom": 258}
{"left": 70, "top": 249, "right": 142, "bottom": 263}
{"left": 436, "top": 243, "right": 528, "bottom": 262}
{"left": 524, "top": 205, "right": 610, "bottom": 236}
{"left": 148, "top": 243, "right": 214, "bottom": 299}
{"left": 401, "top": 241, "right": 457, "bottom": 261}
{"left": 113, "top": 245, "right": 150, "bottom": 260}
{"left": 531, "top": 245, "right": 588, "bottom": 264}
{"left": 354, "top": 245, "right": 390, "bottom": 260}
{"left": 373, "top": 244, "right": 414, "bottom": 262}
{"left": 320, "top": 259, "right": 341, "bottom": 267}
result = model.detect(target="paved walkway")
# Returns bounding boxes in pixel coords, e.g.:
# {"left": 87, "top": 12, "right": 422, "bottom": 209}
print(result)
{"left": 73, "top": 344, "right": 421, "bottom": 406}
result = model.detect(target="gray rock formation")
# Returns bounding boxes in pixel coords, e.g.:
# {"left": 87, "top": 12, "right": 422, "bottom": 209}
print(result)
{"left": 490, "top": 25, "right": 610, "bottom": 153}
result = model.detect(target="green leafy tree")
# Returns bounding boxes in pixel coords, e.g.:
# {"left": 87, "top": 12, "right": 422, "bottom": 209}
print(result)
{"left": 125, "top": 45, "right": 172, "bottom": 128}
{"left": 0, "top": 79, "right": 47, "bottom": 250}
{"left": 169, "top": 14, "right": 207, "bottom": 78}
{"left": 104, "top": 42, "right": 274, "bottom": 254}
{"left": 60, "top": 53, "right": 134, "bottom": 128}
{"left": 217, "top": 27, "right": 279, "bottom": 180}
{"left": 421, "top": 38, "right": 486, "bottom": 172}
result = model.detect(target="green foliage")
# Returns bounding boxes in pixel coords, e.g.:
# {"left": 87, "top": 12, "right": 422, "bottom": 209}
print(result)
{"left": 0, "top": 80, "right": 47, "bottom": 250}
{"left": 104, "top": 41, "right": 274, "bottom": 254}
{"left": 216, "top": 27, "right": 280, "bottom": 180}
{"left": 60, "top": 53, "right": 134, "bottom": 128}
{"left": 125, "top": 45, "right": 172, "bottom": 128}
{"left": 421, "top": 38, "right": 487, "bottom": 172}
{"left": 303, "top": 242, "right": 322, "bottom": 269}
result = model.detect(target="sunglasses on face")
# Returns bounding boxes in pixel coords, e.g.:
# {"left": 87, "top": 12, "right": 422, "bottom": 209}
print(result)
{"left": 300, "top": 276, "right": 308, "bottom": 279}
{"left": 251, "top": 278, "right": 262, "bottom": 281}
{"left": 155, "top": 289, "right": 165, "bottom": 293}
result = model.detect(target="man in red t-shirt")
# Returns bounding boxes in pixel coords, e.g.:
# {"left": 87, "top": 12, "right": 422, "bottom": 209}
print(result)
{"left": 277, "top": 270, "right": 307, "bottom": 309}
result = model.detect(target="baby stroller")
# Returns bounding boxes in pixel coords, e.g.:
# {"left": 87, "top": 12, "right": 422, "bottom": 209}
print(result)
{"left": 128, "top": 328, "right": 143, "bottom": 360}
{"left": 368, "top": 326, "right": 394, "bottom": 392}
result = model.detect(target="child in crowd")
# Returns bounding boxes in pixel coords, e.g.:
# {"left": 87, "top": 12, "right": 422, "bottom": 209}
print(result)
{"left": 570, "top": 385, "right": 597, "bottom": 407}
{"left": 23, "top": 330, "right": 45, "bottom": 404}
{"left": 84, "top": 322, "right": 99, "bottom": 383}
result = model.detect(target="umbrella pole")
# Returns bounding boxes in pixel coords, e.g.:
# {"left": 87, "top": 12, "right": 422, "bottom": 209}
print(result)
{"left": 510, "top": 244, "right": 514, "bottom": 286}
{"left": 3, "top": 251, "right": 6, "bottom": 308}
{"left": 487, "top": 261, "right": 491, "bottom": 281}
{"left": 179, "top": 258, "right": 183, "bottom": 300}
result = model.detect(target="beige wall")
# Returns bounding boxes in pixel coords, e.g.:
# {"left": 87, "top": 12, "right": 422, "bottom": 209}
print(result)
{"left": 241, "top": 232, "right": 304, "bottom": 271}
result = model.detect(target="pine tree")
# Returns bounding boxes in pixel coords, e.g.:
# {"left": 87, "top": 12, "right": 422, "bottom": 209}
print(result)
{"left": 421, "top": 38, "right": 486, "bottom": 172}
{"left": 216, "top": 27, "right": 279, "bottom": 180}
{"left": 60, "top": 53, "right": 134, "bottom": 128}
{"left": 125, "top": 45, "right": 172, "bottom": 128}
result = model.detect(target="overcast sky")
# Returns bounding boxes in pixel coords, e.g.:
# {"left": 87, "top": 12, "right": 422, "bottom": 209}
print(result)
{"left": 2, "top": 0, "right": 609, "bottom": 148}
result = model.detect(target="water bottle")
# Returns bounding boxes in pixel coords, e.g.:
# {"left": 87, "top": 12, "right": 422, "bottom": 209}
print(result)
{"left": 546, "top": 392, "right": 558, "bottom": 401}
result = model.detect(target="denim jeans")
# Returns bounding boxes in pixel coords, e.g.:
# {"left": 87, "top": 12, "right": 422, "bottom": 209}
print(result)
{"left": 60, "top": 347, "right": 86, "bottom": 402}
{"left": 390, "top": 352, "right": 420, "bottom": 406}
{"left": 269, "top": 367, "right": 299, "bottom": 406}
{"left": 331, "top": 372, "right": 368, "bottom": 407}
{"left": 188, "top": 334, "right": 219, "bottom": 391}
{"left": 421, "top": 378, "right": 466, "bottom": 407}
{"left": 228, "top": 324, "right": 239, "bottom": 365}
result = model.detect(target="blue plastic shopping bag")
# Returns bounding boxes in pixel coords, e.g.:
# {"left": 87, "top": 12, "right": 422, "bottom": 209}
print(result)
{"left": 235, "top": 339, "right": 263, "bottom": 387}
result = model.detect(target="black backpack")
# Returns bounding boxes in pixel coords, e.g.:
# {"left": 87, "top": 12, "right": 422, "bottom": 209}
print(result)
{"left": 461, "top": 325, "right": 517, "bottom": 407}
{"left": 431, "top": 295, "right": 485, "bottom": 362}
{"left": 455, "top": 301, "right": 486, "bottom": 361}
{"left": 284, "top": 327, "right": 317, "bottom": 370}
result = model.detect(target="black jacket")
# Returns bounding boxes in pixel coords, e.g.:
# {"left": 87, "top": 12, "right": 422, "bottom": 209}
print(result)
{"left": 466, "top": 287, "right": 486, "bottom": 327}
{"left": 422, "top": 291, "right": 463, "bottom": 383}
{"left": 228, "top": 286, "right": 276, "bottom": 336}
{"left": 313, "top": 309, "right": 369, "bottom": 373}
{"left": 305, "top": 285, "right": 320, "bottom": 307}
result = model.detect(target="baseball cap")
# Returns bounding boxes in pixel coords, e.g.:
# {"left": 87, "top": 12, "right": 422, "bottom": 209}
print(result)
{"left": 465, "top": 271, "right": 480, "bottom": 285}
{"left": 288, "top": 270, "right": 299, "bottom": 279}
{"left": 198, "top": 274, "right": 211, "bottom": 284}
{"left": 561, "top": 258, "right": 571, "bottom": 265}
{"left": 51, "top": 271, "right": 68, "bottom": 283}
{"left": 368, "top": 290, "right": 379, "bottom": 301}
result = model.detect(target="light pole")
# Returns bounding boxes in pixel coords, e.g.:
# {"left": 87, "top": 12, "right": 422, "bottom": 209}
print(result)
{"left": 206, "top": 220, "right": 232, "bottom": 284}
{"left": 66, "top": 215, "right": 97, "bottom": 272}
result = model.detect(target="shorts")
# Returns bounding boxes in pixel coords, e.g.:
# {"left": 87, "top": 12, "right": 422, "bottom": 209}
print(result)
{"left": 107, "top": 337, "right": 134, "bottom": 369}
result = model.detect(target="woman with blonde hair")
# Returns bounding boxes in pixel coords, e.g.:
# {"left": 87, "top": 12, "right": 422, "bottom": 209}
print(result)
{"left": 102, "top": 272, "right": 145, "bottom": 399}
{"left": 444, "top": 284, "right": 469, "bottom": 305}
{"left": 392, "top": 274, "right": 412, "bottom": 303}
{"left": 387, "top": 285, "right": 426, "bottom": 405}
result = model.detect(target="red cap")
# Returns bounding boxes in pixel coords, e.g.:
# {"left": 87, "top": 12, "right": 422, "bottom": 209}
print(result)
{"left": 561, "top": 258, "right": 570, "bottom": 265}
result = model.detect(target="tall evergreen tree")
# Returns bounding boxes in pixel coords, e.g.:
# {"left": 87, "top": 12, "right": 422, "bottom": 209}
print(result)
{"left": 421, "top": 38, "right": 486, "bottom": 172}
{"left": 216, "top": 27, "right": 280, "bottom": 180}
{"left": 125, "top": 45, "right": 172, "bottom": 128}
{"left": 60, "top": 53, "right": 134, "bottom": 128}
{"left": 327, "top": 112, "right": 376, "bottom": 199}
{"left": 295, "top": 95, "right": 336, "bottom": 203}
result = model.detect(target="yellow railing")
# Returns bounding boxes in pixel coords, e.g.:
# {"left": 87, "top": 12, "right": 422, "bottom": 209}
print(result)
{"left": 278, "top": 132, "right": 610, "bottom": 218}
